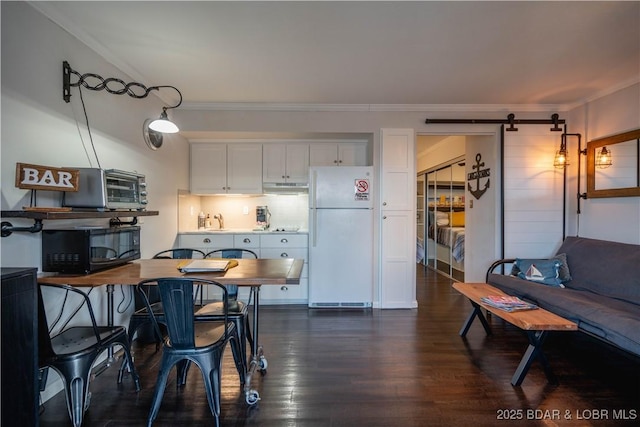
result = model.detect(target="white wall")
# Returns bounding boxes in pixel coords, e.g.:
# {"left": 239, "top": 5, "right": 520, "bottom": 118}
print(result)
{"left": 566, "top": 83, "right": 640, "bottom": 244}
{"left": 1, "top": 2, "right": 191, "bottom": 269}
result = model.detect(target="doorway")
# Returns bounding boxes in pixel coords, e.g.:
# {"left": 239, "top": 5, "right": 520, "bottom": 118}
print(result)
{"left": 419, "top": 157, "right": 466, "bottom": 281}
{"left": 416, "top": 132, "right": 499, "bottom": 283}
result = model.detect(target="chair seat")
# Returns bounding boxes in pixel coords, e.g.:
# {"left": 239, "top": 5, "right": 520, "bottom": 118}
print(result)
{"left": 196, "top": 300, "right": 247, "bottom": 317}
{"left": 166, "top": 322, "right": 236, "bottom": 350}
{"left": 51, "top": 326, "right": 128, "bottom": 356}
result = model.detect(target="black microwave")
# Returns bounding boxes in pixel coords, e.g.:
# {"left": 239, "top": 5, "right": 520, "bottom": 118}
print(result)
{"left": 42, "top": 226, "right": 141, "bottom": 274}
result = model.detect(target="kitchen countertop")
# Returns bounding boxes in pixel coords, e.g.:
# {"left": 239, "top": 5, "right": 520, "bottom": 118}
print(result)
{"left": 179, "top": 229, "right": 308, "bottom": 234}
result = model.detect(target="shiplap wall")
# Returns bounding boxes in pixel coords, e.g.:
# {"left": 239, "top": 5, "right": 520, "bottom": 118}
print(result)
{"left": 503, "top": 125, "right": 565, "bottom": 258}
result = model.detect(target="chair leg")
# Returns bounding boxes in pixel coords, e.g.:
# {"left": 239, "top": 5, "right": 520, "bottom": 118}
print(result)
{"left": 54, "top": 366, "right": 92, "bottom": 427}
{"left": 176, "top": 360, "right": 191, "bottom": 387}
{"left": 147, "top": 354, "right": 175, "bottom": 427}
{"left": 117, "top": 342, "right": 141, "bottom": 391}
{"left": 244, "top": 315, "right": 254, "bottom": 356}
{"left": 229, "top": 327, "right": 246, "bottom": 385}
{"left": 200, "top": 351, "right": 223, "bottom": 427}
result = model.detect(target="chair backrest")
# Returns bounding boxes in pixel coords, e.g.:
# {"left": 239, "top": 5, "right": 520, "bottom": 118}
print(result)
{"left": 204, "top": 249, "right": 258, "bottom": 297}
{"left": 37, "top": 283, "right": 102, "bottom": 362}
{"left": 153, "top": 248, "right": 206, "bottom": 259}
{"left": 204, "top": 248, "right": 258, "bottom": 260}
{"left": 137, "top": 278, "right": 230, "bottom": 350}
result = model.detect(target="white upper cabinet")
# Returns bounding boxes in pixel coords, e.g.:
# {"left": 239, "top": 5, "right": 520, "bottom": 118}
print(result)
{"left": 263, "top": 143, "right": 309, "bottom": 184}
{"left": 309, "top": 142, "right": 368, "bottom": 166}
{"left": 190, "top": 143, "right": 263, "bottom": 194}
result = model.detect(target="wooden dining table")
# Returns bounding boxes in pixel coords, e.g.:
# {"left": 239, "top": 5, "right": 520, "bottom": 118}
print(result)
{"left": 38, "top": 257, "right": 304, "bottom": 405}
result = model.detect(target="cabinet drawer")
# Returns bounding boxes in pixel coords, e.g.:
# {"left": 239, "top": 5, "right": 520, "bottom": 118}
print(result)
{"left": 179, "top": 234, "right": 234, "bottom": 250}
{"left": 260, "top": 278, "right": 308, "bottom": 304}
{"left": 261, "top": 233, "right": 308, "bottom": 248}
{"left": 260, "top": 247, "right": 308, "bottom": 263}
{"left": 233, "top": 234, "right": 260, "bottom": 249}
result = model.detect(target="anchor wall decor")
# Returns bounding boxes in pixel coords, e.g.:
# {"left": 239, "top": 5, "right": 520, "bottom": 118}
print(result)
{"left": 468, "top": 153, "right": 490, "bottom": 200}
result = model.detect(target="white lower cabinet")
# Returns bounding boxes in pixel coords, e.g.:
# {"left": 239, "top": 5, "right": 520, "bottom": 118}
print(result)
{"left": 179, "top": 234, "right": 235, "bottom": 254}
{"left": 177, "top": 232, "right": 308, "bottom": 305}
{"left": 259, "top": 234, "right": 308, "bottom": 304}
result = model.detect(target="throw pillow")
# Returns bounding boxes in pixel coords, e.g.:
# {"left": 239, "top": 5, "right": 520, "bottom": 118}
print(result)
{"left": 511, "top": 253, "right": 572, "bottom": 283}
{"left": 436, "top": 211, "right": 449, "bottom": 226}
{"left": 514, "top": 258, "right": 564, "bottom": 287}
{"left": 449, "top": 211, "right": 465, "bottom": 227}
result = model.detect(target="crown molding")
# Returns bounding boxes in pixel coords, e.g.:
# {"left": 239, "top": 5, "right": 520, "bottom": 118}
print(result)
{"left": 180, "top": 102, "right": 570, "bottom": 113}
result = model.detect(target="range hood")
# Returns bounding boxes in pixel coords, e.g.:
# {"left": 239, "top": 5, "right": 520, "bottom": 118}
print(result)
{"left": 262, "top": 182, "right": 309, "bottom": 193}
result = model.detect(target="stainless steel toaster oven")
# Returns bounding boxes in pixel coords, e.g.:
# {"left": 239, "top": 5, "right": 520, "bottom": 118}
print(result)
{"left": 62, "top": 168, "right": 147, "bottom": 211}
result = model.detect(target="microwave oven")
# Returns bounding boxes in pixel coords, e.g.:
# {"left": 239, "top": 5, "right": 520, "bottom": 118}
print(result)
{"left": 42, "top": 226, "right": 141, "bottom": 274}
{"left": 62, "top": 168, "right": 148, "bottom": 211}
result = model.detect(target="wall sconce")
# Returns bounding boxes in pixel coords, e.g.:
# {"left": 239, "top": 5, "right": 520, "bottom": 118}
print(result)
{"left": 62, "top": 61, "right": 182, "bottom": 150}
{"left": 595, "top": 146, "right": 613, "bottom": 169}
{"left": 554, "top": 134, "right": 570, "bottom": 168}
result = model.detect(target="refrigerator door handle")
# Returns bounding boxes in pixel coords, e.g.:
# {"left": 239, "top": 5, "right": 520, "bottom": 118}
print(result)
{"left": 310, "top": 170, "right": 317, "bottom": 209}
{"left": 311, "top": 207, "right": 317, "bottom": 247}
{"left": 310, "top": 169, "right": 317, "bottom": 247}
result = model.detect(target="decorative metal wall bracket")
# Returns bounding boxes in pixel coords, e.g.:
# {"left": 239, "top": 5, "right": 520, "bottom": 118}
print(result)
{"left": 62, "top": 61, "right": 181, "bottom": 107}
{"left": 1, "top": 220, "right": 44, "bottom": 237}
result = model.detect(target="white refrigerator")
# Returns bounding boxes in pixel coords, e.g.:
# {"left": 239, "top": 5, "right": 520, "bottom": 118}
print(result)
{"left": 308, "top": 166, "right": 374, "bottom": 307}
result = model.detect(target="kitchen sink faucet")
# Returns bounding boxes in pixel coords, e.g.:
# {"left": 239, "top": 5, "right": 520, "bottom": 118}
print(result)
{"left": 214, "top": 213, "right": 224, "bottom": 229}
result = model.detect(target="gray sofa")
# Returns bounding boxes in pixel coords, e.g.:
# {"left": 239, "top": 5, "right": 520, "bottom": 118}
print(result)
{"left": 486, "top": 236, "right": 640, "bottom": 357}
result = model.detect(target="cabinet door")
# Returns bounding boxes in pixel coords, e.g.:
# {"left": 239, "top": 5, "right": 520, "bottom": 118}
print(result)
{"left": 338, "top": 143, "right": 367, "bottom": 166}
{"left": 1, "top": 268, "right": 38, "bottom": 427}
{"left": 227, "top": 144, "right": 263, "bottom": 194}
{"left": 285, "top": 144, "right": 309, "bottom": 183}
{"left": 380, "top": 128, "right": 416, "bottom": 309}
{"left": 190, "top": 144, "right": 227, "bottom": 194}
{"left": 263, "top": 144, "right": 287, "bottom": 183}
{"left": 309, "top": 143, "right": 338, "bottom": 166}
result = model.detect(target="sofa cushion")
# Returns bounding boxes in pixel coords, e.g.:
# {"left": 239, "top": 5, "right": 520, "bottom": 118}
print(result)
{"left": 487, "top": 273, "right": 640, "bottom": 355}
{"left": 557, "top": 236, "right": 640, "bottom": 305}
{"left": 511, "top": 253, "right": 572, "bottom": 283}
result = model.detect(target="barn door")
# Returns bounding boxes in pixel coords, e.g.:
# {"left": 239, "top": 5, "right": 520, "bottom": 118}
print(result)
{"left": 502, "top": 125, "right": 565, "bottom": 259}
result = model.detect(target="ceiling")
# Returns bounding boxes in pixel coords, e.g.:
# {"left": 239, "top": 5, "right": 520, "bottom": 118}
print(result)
{"left": 33, "top": 1, "right": 640, "bottom": 110}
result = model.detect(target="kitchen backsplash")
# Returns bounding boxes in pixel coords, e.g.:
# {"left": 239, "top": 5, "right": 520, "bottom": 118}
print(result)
{"left": 178, "top": 190, "right": 309, "bottom": 232}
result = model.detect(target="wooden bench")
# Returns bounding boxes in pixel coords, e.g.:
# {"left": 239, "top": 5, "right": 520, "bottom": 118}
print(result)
{"left": 452, "top": 282, "right": 577, "bottom": 386}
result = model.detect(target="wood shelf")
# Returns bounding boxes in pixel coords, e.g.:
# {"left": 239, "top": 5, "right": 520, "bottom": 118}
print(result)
{"left": 1, "top": 210, "right": 158, "bottom": 220}
{"left": 1, "top": 210, "right": 159, "bottom": 237}
{"left": 428, "top": 206, "right": 465, "bottom": 212}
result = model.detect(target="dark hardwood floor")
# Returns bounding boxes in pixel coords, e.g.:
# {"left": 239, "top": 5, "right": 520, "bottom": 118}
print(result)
{"left": 40, "top": 267, "right": 639, "bottom": 426}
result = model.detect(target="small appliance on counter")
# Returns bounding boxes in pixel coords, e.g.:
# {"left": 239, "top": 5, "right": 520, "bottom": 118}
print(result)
{"left": 254, "top": 205, "right": 271, "bottom": 231}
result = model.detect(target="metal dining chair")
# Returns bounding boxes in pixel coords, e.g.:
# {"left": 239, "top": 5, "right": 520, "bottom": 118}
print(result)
{"left": 127, "top": 248, "right": 206, "bottom": 347}
{"left": 38, "top": 282, "right": 140, "bottom": 427}
{"left": 196, "top": 249, "right": 258, "bottom": 373}
{"left": 136, "top": 277, "right": 244, "bottom": 426}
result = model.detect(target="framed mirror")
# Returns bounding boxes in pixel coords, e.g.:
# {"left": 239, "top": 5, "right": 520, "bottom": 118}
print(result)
{"left": 586, "top": 128, "right": 640, "bottom": 198}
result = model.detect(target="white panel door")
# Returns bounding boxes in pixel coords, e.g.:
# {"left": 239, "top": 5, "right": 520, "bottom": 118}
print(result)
{"left": 380, "top": 128, "right": 416, "bottom": 309}
{"left": 503, "top": 125, "right": 565, "bottom": 258}
{"left": 381, "top": 130, "right": 413, "bottom": 210}
{"left": 380, "top": 210, "right": 414, "bottom": 308}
